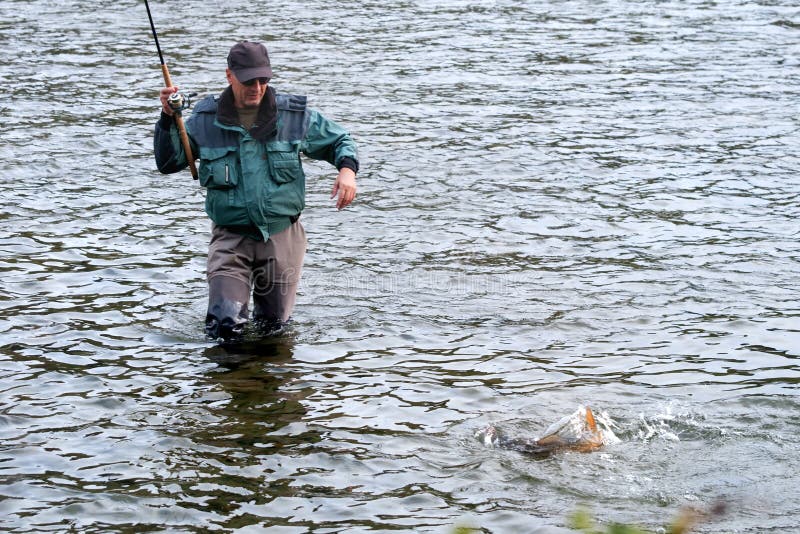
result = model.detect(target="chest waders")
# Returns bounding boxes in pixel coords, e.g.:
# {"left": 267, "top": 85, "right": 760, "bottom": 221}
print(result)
{"left": 204, "top": 222, "right": 306, "bottom": 342}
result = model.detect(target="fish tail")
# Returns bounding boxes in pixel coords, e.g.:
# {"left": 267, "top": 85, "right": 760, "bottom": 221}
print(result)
{"left": 584, "top": 406, "right": 599, "bottom": 435}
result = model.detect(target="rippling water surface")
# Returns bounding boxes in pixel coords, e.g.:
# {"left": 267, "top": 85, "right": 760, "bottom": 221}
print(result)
{"left": 1, "top": 0, "right": 799, "bottom": 532}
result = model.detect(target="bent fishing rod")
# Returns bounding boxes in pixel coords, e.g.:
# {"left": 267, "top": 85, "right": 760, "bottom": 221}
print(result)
{"left": 144, "top": 0, "right": 198, "bottom": 180}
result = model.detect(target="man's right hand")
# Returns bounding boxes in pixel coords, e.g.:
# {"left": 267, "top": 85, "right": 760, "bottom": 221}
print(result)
{"left": 159, "top": 86, "right": 179, "bottom": 116}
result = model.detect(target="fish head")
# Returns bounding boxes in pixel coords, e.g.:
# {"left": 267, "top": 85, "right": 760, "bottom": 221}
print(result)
{"left": 475, "top": 424, "right": 500, "bottom": 447}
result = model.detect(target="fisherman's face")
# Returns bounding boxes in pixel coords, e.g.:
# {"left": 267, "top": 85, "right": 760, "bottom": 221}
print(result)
{"left": 226, "top": 68, "right": 269, "bottom": 109}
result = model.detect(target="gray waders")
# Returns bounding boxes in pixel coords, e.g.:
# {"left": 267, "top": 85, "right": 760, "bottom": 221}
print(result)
{"left": 205, "top": 221, "right": 306, "bottom": 341}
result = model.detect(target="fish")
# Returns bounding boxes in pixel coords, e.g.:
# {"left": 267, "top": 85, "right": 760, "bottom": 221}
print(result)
{"left": 476, "top": 405, "right": 608, "bottom": 457}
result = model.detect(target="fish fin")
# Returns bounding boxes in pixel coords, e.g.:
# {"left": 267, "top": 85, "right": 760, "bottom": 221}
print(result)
{"left": 584, "top": 406, "right": 598, "bottom": 434}
{"left": 584, "top": 406, "right": 605, "bottom": 447}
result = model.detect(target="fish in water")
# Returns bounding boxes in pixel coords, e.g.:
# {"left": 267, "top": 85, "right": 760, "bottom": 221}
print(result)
{"left": 476, "top": 405, "right": 610, "bottom": 456}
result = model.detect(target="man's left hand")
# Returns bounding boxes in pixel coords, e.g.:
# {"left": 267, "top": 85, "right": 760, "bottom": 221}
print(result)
{"left": 331, "top": 168, "right": 357, "bottom": 210}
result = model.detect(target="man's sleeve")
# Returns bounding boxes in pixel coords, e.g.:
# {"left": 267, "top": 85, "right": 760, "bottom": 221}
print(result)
{"left": 153, "top": 113, "right": 189, "bottom": 174}
{"left": 301, "top": 110, "right": 359, "bottom": 173}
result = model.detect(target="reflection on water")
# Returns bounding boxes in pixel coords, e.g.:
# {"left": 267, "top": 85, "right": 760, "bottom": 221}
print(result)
{"left": 1, "top": 0, "right": 799, "bottom": 531}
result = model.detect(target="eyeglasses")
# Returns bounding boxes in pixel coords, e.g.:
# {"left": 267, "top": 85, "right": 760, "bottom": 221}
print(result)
{"left": 241, "top": 77, "right": 270, "bottom": 86}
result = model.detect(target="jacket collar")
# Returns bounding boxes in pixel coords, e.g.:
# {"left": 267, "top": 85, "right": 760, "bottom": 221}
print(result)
{"left": 216, "top": 85, "right": 278, "bottom": 141}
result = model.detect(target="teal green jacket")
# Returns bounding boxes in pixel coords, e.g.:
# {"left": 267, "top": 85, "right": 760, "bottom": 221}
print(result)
{"left": 154, "top": 86, "right": 359, "bottom": 240}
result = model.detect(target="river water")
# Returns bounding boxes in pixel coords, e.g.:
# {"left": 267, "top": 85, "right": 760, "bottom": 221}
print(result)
{"left": 1, "top": 0, "right": 799, "bottom": 532}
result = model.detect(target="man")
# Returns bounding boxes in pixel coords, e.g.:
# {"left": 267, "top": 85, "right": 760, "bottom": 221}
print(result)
{"left": 154, "top": 41, "right": 359, "bottom": 341}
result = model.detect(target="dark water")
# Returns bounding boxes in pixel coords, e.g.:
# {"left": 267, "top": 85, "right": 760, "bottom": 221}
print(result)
{"left": 1, "top": 0, "right": 799, "bottom": 532}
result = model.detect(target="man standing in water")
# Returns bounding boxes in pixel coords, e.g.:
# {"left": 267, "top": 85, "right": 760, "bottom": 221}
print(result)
{"left": 154, "top": 41, "right": 359, "bottom": 341}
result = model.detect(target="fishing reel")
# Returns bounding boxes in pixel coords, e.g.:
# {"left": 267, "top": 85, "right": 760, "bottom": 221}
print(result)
{"left": 167, "top": 91, "right": 197, "bottom": 113}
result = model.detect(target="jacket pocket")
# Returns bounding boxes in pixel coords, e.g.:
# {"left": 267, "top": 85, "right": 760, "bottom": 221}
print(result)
{"left": 266, "top": 141, "right": 304, "bottom": 184}
{"left": 199, "top": 147, "right": 239, "bottom": 190}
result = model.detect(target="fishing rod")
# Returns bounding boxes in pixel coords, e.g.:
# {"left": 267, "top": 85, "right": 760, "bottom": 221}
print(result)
{"left": 144, "top": 0, "right": 198, "bottom": 180}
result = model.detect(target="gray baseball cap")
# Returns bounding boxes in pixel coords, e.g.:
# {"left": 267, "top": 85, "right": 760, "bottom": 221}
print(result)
{"left": 227, "top": 41, "right": 273, "bottom": 82}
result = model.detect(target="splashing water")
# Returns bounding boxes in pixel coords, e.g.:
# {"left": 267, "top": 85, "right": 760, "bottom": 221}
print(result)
{"left": 477, "top": 405, "right": 620, "bottom": 455}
